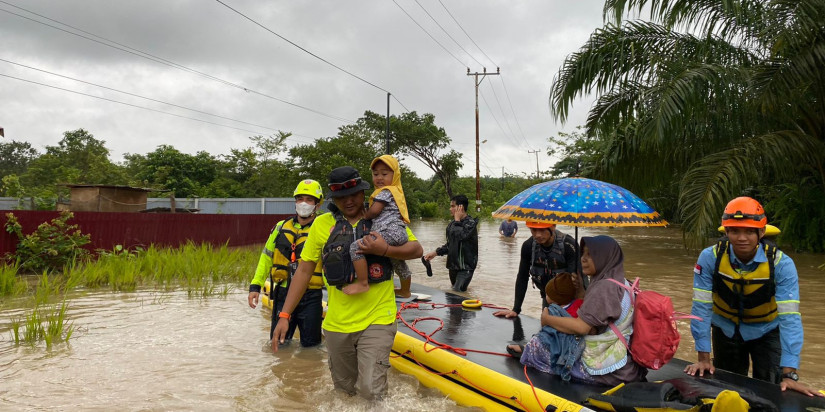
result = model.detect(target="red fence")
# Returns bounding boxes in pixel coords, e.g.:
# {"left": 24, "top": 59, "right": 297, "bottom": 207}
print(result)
{"left": 0, "top": 211, "right": 291, "bottom": 256}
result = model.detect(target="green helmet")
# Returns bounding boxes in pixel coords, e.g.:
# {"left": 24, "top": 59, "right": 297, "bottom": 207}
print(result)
{"left": 293, "top": 179, "right": 324, "bottom": 204}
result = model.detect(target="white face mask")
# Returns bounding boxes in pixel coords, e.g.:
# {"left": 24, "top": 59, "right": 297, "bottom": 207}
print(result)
{"left": 295, "top": 201, "right": 316, "bottom": 218}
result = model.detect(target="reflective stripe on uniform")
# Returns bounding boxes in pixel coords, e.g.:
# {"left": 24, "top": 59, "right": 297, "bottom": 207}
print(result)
{"left": 777, "top": 300, "right": 800, "bottom": 315}
{"left": 693, "top": 288, "right": 712, "bottom": 303}
{"left": 263, "top": 248, "right": 274, "bottom": 258}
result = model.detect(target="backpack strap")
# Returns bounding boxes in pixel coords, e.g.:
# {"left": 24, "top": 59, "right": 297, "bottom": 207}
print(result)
{"left": 607, "top": 278, "right": 638, "bottom": 352}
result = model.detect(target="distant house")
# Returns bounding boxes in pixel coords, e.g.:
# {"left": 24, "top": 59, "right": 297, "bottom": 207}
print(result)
{"left": 58, "top": 184, "right": 157, "bottom": 213}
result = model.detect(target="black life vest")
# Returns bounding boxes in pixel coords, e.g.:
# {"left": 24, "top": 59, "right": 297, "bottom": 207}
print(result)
{"left": 712, "top": 238, "right": 778, "bottom": 325}
{"left": 322, "top": 212, "right": 393, "bottom": 287}
{"left": 529, "top": 231, "right": 568, "bottom": 289}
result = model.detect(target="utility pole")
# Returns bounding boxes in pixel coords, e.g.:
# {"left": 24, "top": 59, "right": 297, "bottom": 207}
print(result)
{"left": 385, "top": 93, "right": 391, "bottom": 154}
{"left": 528, "top": 149, "right": 541, "bottom": 180}
{"left": 467, "top": 67, "right": 500, "bottom": 213}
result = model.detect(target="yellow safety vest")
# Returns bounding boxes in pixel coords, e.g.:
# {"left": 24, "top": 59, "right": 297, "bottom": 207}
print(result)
{"left": 271, "top": 218, "right": 324, "bottom": 289}
{"left": 712, "top": 240, "right": 777, "bottom": 324}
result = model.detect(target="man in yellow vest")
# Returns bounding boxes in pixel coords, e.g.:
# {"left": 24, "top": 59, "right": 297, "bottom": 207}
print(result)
{"left": 247, "top": 179, "right": 326, "bottom": 347}
{"left": 686, "top": 196, "right": 822, "bottom": 397}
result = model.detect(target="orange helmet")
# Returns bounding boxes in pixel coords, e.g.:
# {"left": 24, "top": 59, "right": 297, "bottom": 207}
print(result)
{"left": 526, "top": 221, "right": 556, "bottom": 229}
{"left": 721, "top": 197, "right": 767, "bottom": 229}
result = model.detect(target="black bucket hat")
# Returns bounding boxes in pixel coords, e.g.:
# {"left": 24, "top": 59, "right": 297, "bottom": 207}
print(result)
{"left": 327, "top": 166, "right": 371, "bottom": 198}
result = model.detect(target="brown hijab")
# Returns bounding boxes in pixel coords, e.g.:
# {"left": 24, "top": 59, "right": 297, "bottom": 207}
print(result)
{"left": 576, "top": 235, "right": 627, "bottom": 329}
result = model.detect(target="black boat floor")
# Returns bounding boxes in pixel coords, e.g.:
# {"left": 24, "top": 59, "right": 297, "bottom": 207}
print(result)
{"left": 397, "top": 284, "right": 825, "bottom": 411}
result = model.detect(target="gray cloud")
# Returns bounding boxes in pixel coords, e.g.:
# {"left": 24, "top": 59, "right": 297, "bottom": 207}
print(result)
{"left": 0, "top": 0, "right": 605, "bottom": 178}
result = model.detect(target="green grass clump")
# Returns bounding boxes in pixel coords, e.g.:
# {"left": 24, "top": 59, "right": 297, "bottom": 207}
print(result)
{"left": 61, "top": 242, "right": 257, "bottom": 292}
{"left": 0, "top": 263, "right": 27, "bottom": 296}
{"left": 10, "top": 300, "right": 74, "bottom": 347}
{"left": 3, "top": 242, "right": 259, "bottom": 346}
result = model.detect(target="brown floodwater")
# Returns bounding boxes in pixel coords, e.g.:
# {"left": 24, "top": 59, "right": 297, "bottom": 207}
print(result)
{"left": 1, "top": 220, "right": 823, "bottom": 411}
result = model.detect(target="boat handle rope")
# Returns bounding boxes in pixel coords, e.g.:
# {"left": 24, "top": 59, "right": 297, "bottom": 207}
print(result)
{"left": 395, "top": 300, "right": 550, "bottom": 412}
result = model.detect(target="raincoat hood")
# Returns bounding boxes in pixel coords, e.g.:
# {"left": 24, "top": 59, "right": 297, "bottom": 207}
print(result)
{"left": 370, "top": 154, "right": 409, "bottom": 224}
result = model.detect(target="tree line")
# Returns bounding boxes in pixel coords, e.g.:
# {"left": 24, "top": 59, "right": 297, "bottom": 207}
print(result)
{"left": 0, "top": 111, "right": 544, "bottom": 220}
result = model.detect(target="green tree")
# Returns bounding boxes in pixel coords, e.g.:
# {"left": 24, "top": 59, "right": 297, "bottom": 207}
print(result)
{"left": 13, "top": 129, "right": 127, "bottom": 207}
{"left": 0, "top": 140, "right": 39, "bottom": 179}
{"left": 125, "top": 145, "right": 220, "bottom": 198}
{"left": 287, "top": 119, "right": 384, "bottom": 186}
{"left": 547, "top": 126, "right": 604, "bottom": 178}
{"left": 550, "top": 0, "right": 825, "bottom": 249}
{"left": 362, "top": 111, "right": 463, "bottom": 198}
{"left": 244, "top": 132, "right": 294, "bottom": 197}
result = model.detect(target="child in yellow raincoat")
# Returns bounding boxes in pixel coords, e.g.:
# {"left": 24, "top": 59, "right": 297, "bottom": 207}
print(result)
{"left": 343, "top": 155, "right": 412, "bottom": 297}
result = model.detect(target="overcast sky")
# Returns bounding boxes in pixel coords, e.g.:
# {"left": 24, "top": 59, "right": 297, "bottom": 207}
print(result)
{"left": 0, "top": 0, "right": 605, "bottom": 179}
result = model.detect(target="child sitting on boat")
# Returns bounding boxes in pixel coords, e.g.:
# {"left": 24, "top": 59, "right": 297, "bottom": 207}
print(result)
{"left": 343, "top": 155, "right": 413, "bottom": 297}
{"left": 506, "top": 236, "right": 647, "bottom": 385}
{"left": 543, "top": 272, "right": 582, "bottom": 317}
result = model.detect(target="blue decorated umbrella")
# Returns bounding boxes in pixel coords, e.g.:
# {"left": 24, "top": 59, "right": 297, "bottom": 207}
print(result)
{"left": 492, "top": 177, "right": 667, "bottom": 240}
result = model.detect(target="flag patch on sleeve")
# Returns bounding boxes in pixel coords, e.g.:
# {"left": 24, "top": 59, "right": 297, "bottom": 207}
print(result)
{"left": 694, "top": 264, "right": 702, "bottom": 275}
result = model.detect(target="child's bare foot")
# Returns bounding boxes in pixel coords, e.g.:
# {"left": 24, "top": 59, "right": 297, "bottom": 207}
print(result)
{"left": 342, "top": 283, "right": 370, "bottom": 295}
{"left": 394, "top": 288, "right": 411, "bottom": 298}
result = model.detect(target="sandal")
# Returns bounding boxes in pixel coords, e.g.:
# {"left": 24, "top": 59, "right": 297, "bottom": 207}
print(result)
{"left": 506, "top": 344, "right": 524, "bottom": 359}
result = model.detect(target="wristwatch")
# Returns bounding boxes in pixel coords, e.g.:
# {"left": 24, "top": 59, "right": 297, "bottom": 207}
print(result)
{"left": 781, "top": 371, "right": 799, "bottom": 381}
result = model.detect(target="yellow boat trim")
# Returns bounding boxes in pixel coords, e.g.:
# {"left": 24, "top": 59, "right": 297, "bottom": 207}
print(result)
{"left": 391, "top": 332, "right": 584, "bottom": 412}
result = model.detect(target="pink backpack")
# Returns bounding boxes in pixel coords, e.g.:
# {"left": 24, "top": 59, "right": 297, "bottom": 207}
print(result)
{"left": 608, "top": 278, "right": 700, "bottom": 370}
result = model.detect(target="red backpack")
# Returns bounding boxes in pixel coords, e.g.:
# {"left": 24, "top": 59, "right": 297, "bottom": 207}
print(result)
{"left": 608, "top": 278, "right": 700, "bottom": 370}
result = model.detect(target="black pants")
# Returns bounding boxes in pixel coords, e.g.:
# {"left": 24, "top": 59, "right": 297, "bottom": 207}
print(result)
{"left": 270, "top": 286, "right": 323, "bottom": 347}
{"left": 448, "top": 269, "right": 474, "bottom": 292}
{"left": 711, "top": 325, "right": 781, "bottom": 383}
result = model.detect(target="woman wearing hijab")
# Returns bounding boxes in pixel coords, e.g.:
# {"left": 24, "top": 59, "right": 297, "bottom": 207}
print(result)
{"left": 507, "top": 235, "right": 647, "bottom": 385}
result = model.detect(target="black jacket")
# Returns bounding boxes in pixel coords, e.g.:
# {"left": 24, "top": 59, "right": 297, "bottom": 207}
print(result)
{"left": 435, "top": 215, "right": 479, "bottom": 271}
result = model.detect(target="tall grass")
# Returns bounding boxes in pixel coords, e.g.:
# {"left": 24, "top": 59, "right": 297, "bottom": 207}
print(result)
{"left": 59, "top": 242, "right": 257, "bottom": 293}
{"left": 9, "top": 300, "right": 73, "bottom": 347}
{"left": 3, "top": 242, "right": 258, "bottom": 346}
{"left": 0, "top": 263, "right": 27, "bottom": 296}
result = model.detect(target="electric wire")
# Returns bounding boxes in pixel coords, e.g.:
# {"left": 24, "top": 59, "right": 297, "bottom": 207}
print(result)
{"left": 479, "top": 88, "right": 522, "bottom": 151}
{"left": 0, "top": 72, "right": 324, "bottom": 143}
{"left": 391, "top": 95, "right": 411, "bottom": 113}
{"left": 428, "top": 0, "right": 534, "bottom": 151}
{"left": 0, "top": 73, "right": 263, "bottom": 134}
{"left": 435, "top": 0, "right": 498, "bottom": 68}
{"left": 499, "top": 77, "right": 533, "bottom": 150}
{"left": 391, "top": 2, "right": 523, "bottom": 160}
{"left": 486, "top": 80, "right": 518, "bottom": 143}
{"left": 0, "top": 57, "right": 283, "bottom": 133}
{"left": 214, "top": 0, "right": 390, "bottom": 94}
{"left": 391, "top": 0, "right": 465, "bottom": 66}
{"left": 409, "top": 0, "right": 484, "bottom": 68}
{"left": 0, "top": 2, "right": 354, "bottom": 124}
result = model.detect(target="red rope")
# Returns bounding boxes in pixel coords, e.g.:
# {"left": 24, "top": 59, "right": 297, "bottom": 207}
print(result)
{"left": 523, "top": 364, "right": 547, "bottom": 411}
{"left": 396, "top": 300, "right": 547, "bottom": 411}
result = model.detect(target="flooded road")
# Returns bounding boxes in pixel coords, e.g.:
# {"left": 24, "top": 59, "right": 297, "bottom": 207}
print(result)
{"left": 1, "top": 220, "right": 824, "bottom": 411}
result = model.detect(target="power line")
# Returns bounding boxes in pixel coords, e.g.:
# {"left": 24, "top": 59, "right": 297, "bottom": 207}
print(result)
{"left": 499, "top": 77, "right": 533, "bottom": 150}
{"left": 409, "top": 0, "right": 484, "bottom": 68}
{"left": 435, "top": 0, "right": 497, "bottom": 68}
{"left": 214, "top": 0, "right": 390, "bottom": 94}
{"left": 1, "top": 72, "right": 321, "bottom": 141}
{"left": 0, "top": 57, "right": 282, "bottom": 133}
{"left": 486, "top": 81, "right": 518, "bottom": 142}
{"left": 479, "top": 88, "right": 521, "bottom": 150}
{"left": 391, "top": 0, "right": 465, "bottom": 66}
{"left": 427, "top": 1, "right": 534, "bottom": 151}
{"left": 0, "top": 2, "right": 354, "bottom": 124}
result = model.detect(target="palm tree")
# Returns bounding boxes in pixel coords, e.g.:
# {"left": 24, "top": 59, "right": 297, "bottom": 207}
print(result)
{"left": 550, "top": 0, "right": 825, "bottom": 249}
